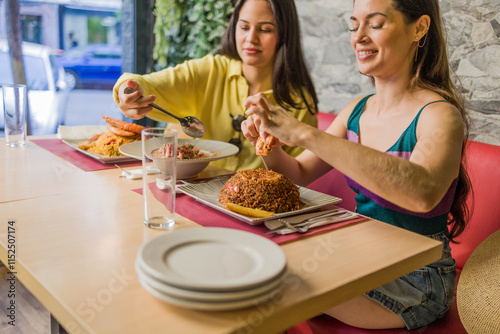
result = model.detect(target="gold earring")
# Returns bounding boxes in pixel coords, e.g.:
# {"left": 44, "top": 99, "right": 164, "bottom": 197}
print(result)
{"left": 418, "top": 33, "right": 428, "bottom": 48}
{"left": 415, "top": 33, "right": 428, "bottom": 62}
{"left": 415, "top": 37, "right": 421, "bottom": 62}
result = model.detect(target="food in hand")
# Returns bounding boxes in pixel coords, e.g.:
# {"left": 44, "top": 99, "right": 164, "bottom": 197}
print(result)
{"left": 255, "top": 136, "right": 275, "bottom": 156}
{"left": 224, "top": 203, "right": 274, "bottom": 218}
{"left": 77, "top": 116, "right": 143, "bottom": 157}
{"left": 151, "top": 143, "right": 213, "bottom": 159}
{"left": 219, "top": 168, "right": 304, "bottom": 214}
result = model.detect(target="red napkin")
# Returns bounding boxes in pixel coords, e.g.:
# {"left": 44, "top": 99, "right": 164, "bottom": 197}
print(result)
{"left": 31, "top": 139, "right": 141, "bottom": 171}
{"left": 132, "top": 186, "right": 365, "bottom": 245}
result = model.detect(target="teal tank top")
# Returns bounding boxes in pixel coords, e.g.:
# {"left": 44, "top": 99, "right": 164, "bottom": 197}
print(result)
{"left": 344, "top": 95, "right": 458, "bottom": 235}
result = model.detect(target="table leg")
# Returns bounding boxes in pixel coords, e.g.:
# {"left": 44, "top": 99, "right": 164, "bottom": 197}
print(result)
{"left": 50, "top": 314, "right": 68, "bottom": 334}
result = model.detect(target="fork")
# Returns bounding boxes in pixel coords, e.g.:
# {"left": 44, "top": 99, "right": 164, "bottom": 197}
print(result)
{"left": 277, "top": 219, "right": 304, "bottom": 233}
{"left": 265, "top": 210, "right": 343, "bottom": 234}
{"left": 277, "top": 218, "right": 331, "bottom": 233}
{"left": 267, "top": 211, "right": 358, "bottom": 234}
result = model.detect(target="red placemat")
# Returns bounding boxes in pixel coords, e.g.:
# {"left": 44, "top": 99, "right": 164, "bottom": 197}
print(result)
{"left": 31, "top": 139, "right": 141, "bottom": 171}
{"left": 132, "top": 187, "right": 366, "bottom": 245}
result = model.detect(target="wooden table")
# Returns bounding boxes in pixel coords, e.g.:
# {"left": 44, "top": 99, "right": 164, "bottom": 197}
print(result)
{"left": 0, "top": 137, "right": 443, "bottom": 333}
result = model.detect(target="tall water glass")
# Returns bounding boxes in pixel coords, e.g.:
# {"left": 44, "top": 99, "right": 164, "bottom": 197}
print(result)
{"left": 142, "top": 128, "right": 178, "bottom": 229}
{"left": 2, "top": 84, "right": 27, "bottom": 147}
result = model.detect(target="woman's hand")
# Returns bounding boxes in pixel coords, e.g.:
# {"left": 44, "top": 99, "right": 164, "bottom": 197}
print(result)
{"left": 241, "top": 114, "right": 261, "bottom": 147}
{"left": 242, "top": 93, "right": 307, "bottom": 147}
{"left": 117, "top": 80, "right": 156, "bottom": 120}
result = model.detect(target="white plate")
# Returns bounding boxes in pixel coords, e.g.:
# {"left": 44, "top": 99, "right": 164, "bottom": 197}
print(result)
{"left": 177, "top": 178, "right": 342, "bottom": 225}
{"left": 138, "top": 274, "right": 283, "bottom": 311}
{"left": 136, "top": 260, "right": 284, "bottom": 301}
{"left": 137, "top": 227, "right": 287, "bottom": 291}
{"left": 119, "top": 139, "right": 239, "bottom": 179}
{"left": 62, "top": 139, "right": 138, "bottom": 164}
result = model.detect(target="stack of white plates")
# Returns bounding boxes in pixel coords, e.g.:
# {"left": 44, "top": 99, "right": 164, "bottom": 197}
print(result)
{"left": 136, "top": 227, "right": 287, "bottom": 311}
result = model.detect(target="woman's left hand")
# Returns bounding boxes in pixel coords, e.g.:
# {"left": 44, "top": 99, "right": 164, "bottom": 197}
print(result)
{"left": 241, "top": 112, "right": 267, "bottom": 147}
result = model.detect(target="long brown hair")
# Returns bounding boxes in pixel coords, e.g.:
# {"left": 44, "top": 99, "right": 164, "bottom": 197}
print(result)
{"left": 391, "top": 0, "right": 472, "bottom": 242}
{"left": 218, "top": 0, "right": 318, "bottom": 115}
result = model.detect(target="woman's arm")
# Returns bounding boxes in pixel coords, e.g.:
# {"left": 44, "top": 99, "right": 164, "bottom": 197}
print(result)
{"left": 112, "top": 55, "right": 217, "bottom": 122}
{"left": 243, "top": 94, "right": 465, "bottom": 212}
{"left": 241, "top": 96, "right": 357, "bottom": 186}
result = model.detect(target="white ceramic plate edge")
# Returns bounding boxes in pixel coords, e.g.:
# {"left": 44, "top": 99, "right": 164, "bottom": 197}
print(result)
{"left": 135, "top": 260, "right": 284, "bottom": 302}
{"left": 138, "top": 275, "right": 283, "bottom": 311}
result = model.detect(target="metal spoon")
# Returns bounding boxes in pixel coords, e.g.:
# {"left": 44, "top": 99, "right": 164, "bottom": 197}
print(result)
{"left": 123, "top": 87, "right": 206, "bottom": 138}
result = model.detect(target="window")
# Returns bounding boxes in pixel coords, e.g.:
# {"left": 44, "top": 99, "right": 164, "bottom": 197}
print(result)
{"left": 0, "top": 52, "right": 49, "bottom": 91}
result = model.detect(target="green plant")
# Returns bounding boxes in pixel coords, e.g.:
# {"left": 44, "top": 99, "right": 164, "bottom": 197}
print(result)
{"left": 153, "top": 0, "right": 234, "bottom": 71}
{"left": 87, "top": 16, "right": 108, "bottom": 44}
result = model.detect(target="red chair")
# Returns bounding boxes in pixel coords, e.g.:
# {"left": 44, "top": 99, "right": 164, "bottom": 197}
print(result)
{"left": 290, "top": 113, "right": 500, "bottom": 333}
{"left": 316, "top": 111, "right": 336, "bottom": 132}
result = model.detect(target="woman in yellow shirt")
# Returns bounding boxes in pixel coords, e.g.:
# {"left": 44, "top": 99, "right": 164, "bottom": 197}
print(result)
{"left": 113, "top": 0, "right": 318, "bottom": 171}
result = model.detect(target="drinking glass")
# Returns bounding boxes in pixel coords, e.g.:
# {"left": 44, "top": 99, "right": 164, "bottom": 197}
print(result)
{"left": 142, "top": 128, "right": 178, "bottom": 229}
{"left": 2, "top": 84, "right": 27, "bottom": 147}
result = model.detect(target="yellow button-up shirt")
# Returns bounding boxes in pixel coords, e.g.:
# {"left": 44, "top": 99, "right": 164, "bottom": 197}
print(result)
{"left": 113, "top": 54, "right": 317, "bottom": 171}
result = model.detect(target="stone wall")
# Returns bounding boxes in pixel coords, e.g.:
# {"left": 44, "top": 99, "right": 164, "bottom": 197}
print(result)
{"left": 296, "top": 0, "right": 500, "bottom": 145}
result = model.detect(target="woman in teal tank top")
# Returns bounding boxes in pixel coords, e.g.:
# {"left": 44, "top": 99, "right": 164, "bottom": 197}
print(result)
{"left": 345, "top": 95, "right": 457, "bottom": 236}
{"left": 241, "top": 0, "right": 471, "bottom": 330}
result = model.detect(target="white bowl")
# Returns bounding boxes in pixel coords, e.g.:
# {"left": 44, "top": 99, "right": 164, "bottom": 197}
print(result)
{"left": 119, "top": 139, "right": 239, "bottom": 179}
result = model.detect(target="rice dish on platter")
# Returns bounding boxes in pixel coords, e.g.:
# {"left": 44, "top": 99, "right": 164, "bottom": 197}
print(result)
{"left": 218, "top": 168, "right": 304, "bottom": 213}
{"left": 77, "top": 116, "right": 144, "bottom": 157}
{"left": 78, "top": 131, "right": 140, "bottom": 157}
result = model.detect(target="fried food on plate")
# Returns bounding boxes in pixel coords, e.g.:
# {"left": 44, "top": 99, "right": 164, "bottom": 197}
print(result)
{"left": 224, "top": 202, "right": 275, "bottom": 218}
{"left": 102, "top": 116, "right": 145, "bottom": 136}
{"left": 77, "top": 116, "right": 144, "bottom": 157}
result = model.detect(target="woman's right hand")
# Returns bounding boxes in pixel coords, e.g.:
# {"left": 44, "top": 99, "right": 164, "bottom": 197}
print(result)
{"left": 242, "top": 93, "right": 307, "bottom": 148}
{"left": 117, "top": 80, "right": 156, "bottom": 120}
{"left": 241, "top": 108, "right": 282, "bottom": 150}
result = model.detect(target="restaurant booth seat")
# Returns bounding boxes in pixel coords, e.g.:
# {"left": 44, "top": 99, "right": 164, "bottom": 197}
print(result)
{"left": 287, "top": 112, "right": 500, "bottom": 334}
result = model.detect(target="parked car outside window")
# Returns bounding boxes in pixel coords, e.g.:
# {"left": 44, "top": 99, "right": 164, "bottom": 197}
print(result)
{"left": 58, "top": 44, "right": 122, "bottom": 90}
{"left": 0, "top": 40, "right": 69, "bottom": 135}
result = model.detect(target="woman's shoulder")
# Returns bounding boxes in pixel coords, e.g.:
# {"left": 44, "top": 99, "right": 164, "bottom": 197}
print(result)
{"left": 188, "top": 54, "right": 241, "bottom": 76}
{"left": 192, "top": 54, "right": 239, "bottom": 66}
{"left": 331, "top": 95, "right": 372, "bottom": 131}
{"left": 415, "top": 91, "right": 461, "bottom": 119}
{"left": 338, "top": 95, "right": 372, "bottom": 118}
{"left": 418, "top": 99, "right": 462, "bottom": 127}
{"left": 415, "top": 92, "right": 464, "bottom": 141}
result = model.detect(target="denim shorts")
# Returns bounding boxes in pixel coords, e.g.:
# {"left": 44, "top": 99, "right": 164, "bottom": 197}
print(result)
{"left": 365, "top": 229, "right": 456, "bottom": 330}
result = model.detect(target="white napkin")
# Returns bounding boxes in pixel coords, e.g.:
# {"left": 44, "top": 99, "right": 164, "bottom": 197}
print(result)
{"left": 57, "top": 125, "right": 108, "bottom": 140}
{"left": 120, "top": 166, "right": 160, "bottom": 179}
